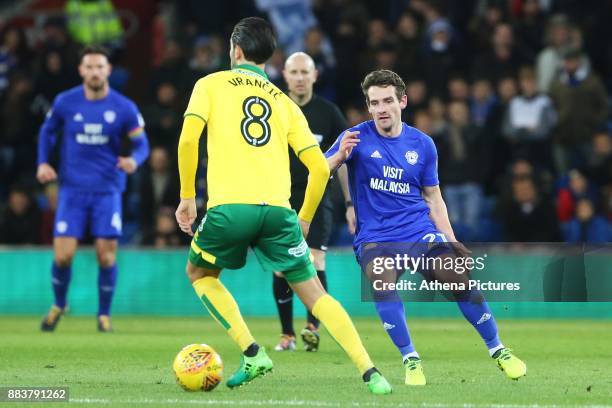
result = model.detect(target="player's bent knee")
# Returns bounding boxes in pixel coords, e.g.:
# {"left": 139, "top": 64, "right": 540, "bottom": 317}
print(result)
{"left": 53, "top": 239, "right": 77, "bottom": 267}
{"left": 94, "top": 239, "right": 118, "bottom": 267}
{"left": 96, "top": 252, "right": 116, "bottom": 268}
{"left": 54, "top": 253, "right": 74, "bottom": 267}
{"left": 186, "top": 261, "right": 220, "bottom": 283}
{"left": 98, "top": 253, "right": 117, "bottom": 268}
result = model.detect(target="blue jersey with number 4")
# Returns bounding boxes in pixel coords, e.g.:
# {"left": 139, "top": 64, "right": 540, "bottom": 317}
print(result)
{"left": 326, "top": 120, "right": 440, "bottom": 250}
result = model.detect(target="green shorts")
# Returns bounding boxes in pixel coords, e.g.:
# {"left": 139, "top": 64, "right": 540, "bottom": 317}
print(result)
{"left": 188, "top": 204, "right": 316, "bottom": 283}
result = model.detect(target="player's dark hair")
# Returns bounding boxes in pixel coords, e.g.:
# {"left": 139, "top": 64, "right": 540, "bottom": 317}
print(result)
{"left": 361, "top": 70, "right": 406, "bottom": 104}
{"left": 231, "top": 17, "right": 276, "bottom": 64}
{"left": 79, "top": 45, "right": 110, "bottom": 63}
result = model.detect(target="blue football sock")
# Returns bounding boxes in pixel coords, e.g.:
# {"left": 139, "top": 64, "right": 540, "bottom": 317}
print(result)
{"left": 52, "top": 263, "right": 72, "bottom": 309}
{"left": 374, "top": 290, "right": 416, "bottom": 357}
{"left": 98, "top": 264, "right": 118, "bottom": 316}
{"left": 456, "top": 290, "right": 502, "bottom": 350}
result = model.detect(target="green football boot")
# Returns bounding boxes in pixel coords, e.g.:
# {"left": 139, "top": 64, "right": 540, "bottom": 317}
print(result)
{"left": 226, "top": 347, "right": 273, "bottom": 388}
{"left": 404, "top": 357, "right": 426, "bottom": 386}
{"left": 366, "top": 371, "right": 393, "bottom": 395}
{"left": 494, "top": 348, "right": 527, "bottom": 380}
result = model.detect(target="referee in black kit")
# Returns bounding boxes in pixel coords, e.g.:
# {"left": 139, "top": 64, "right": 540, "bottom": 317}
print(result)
{"left": 273, "top": 52, "right": 353, "bottom": 352}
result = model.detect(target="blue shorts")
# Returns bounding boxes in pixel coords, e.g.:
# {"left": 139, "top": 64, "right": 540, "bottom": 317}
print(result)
{"left": 54, "top": 190, "right": 122, "bottom": 239}
{"left": 357, "top": 228, "right": 453, "bottom": 267}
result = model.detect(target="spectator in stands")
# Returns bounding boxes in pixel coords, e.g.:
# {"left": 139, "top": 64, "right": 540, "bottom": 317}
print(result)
{"left": 344, "top": 105, "right": 369, "bottom": 128}
{"left": 428, "top": 97, "right": 447, "bottom": 135}
{"left": 536, "top": 14, "right": 572, "bottom": 93}
{"left": 447, "top": 75, "right": 470, "bottom": 102}
{"left": 395, "top": 11, "right": 422, "bottom": 80}
{"left": 142, "top": 82, "right": 182, "bottom": 149}
{"left": 303, "top": 26, "right": 336, "bottom": 100}
{"left": 0, "top": 186, "right": 41, "bottom": 244}
{"left": 496, "top": 75, "right": 518, "bottom": 105}
{"left": 149, "top": 39, "right": 193, "bottom": 98}
{"left": 471, "top": 23, "right": 528, "bottom": 85}
{"left": 468, "top": 0, "right": 508, "bottom": 55}
{"left": 513, "top": 0, "right": 546, "bottom": 60}
{"left": 142, "top": 207, "right": 183, "bottom": 248}
{"left": 140, "top": 146, "right": 179, "bottom": 240}
{"left": 189, "top": 35, "right": 223, "bottom": 78}
{"left": 584, "top": 131, "right": 612, "bottom": 188}
{"left": 413, "top": 109, "right": 433, "bottom": 135}
{"left": 502, "top": 66, "right": 556, "bottom": 166}
{"left": 371, "top": 40, "right": 399, "bottom": 73}
{"left": 469, "top": 78, "right": 497, "bottom": 128}
{"left": 421, "top": 19, "right": 463, "bottom": 98}
{"left": 436, "top": 100, "right": 484, "bottom": 240}
{"left": 497, "top": 158, "right": 552, "bottom": 203}
{"left": 37, "top": 17, "right": 79, "bottom": 68}
{"left": 501, "top": 177, "right": 559, "bottom": 242}
{"left": 556, "top": 169, "right": 599, "bottom": 223}
{"left": 0, "top": 72, "right": 37, "bottom": 185}
{"left": 0, "top": 27, "right": 32, "bottom": 95}
{"left": 265, "top": 48, "right": 286, "bottom": 88}
{"left": 549, "top": 47, "right": 608, "bottom": 173}
{"left": 65, "top": 0, "right": 124, "bottom": 49}
{"left": 563, "top": 198, "right": 610, "bottom": 243}
{"left": 332, "top": 2, "right": 369, "bottom": 106}
{"left": 482, "top": 75, "right": 518, "bottom": 194}
{"left": 403, "top": 79, "right": 428, "bottom": 125}
{"left": 32, "top": 50, "right": 79, "bottom": 118}
{"left": 366, "top": 19, "right": 388, "bottom": 52}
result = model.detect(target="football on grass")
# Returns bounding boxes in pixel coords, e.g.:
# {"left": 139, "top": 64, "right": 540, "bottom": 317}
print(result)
{"left": 173, "top": 343, "right": 223, "bottom": 392}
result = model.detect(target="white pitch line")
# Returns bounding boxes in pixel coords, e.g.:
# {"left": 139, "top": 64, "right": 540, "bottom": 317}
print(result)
{"left": 69, "top": 399, "right": 612, "bottom": 408}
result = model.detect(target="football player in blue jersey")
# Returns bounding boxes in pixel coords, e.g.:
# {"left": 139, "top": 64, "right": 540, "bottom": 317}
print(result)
{"left": 37, "top": 45, "right": 149, "bottom": 332}
{"left": 326, "top": 70, "right": 526, "bottom": 385}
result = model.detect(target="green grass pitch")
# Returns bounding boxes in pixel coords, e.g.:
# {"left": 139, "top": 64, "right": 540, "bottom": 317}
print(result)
{"left": 1, "top": 316, "right": 611, "bottom": 407}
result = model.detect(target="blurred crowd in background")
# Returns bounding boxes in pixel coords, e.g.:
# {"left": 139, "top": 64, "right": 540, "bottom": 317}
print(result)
{"left": 0, "top": 0, "right": 611, "bottom": 247}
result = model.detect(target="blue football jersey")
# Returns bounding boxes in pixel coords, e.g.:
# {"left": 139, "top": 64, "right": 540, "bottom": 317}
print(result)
{"left": 38, "top": 85, "right": 147, "bottom": 193}
{"left": 326, "top": 120, "right": 439, "bottom": 250}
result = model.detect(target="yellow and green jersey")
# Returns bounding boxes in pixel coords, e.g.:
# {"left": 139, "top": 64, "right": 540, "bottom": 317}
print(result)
{"left": 182, "top": 64, "right": 318, "bottom": 209}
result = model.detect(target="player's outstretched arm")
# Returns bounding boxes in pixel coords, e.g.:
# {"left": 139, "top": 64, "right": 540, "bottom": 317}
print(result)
{"left": 337, "top": 164, "right": 356, "bottom": 234}
{"left": 176, "top": 115, "right": 205, "bottom": 235}
{"left": 36, "top": 163, "right": 57, "bottom": 184}
{"left": 37, "top": 99, "right": 64, "bottom": 184}
{"left": 422, "top": 185, "right": 470, "bottom": 256}
{"left": 422, "top": 185, "right": 455, "bottom": 240}
{"left": 117, "top": 129, "right": 150, "bottom": 174}
{"left": 326, "top": 130, "right": 360, "bottom": 171}
{"left": 297, "top": 146, "right": 330, "bottom": 237}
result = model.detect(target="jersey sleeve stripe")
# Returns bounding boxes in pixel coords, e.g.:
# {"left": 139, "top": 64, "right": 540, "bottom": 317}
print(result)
{"left": 128, "top": 127, "right": 144, "bottom": 138}
{"left": 297, "top": 144, "right": 319, "bottom": 157}
{"left": 184, "top": 112, "right": 207, "bottom": 123}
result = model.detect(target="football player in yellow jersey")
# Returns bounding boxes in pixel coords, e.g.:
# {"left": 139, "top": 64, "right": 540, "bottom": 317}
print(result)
{"left": 174, "top": 17, "right": 391, "bottom": 394}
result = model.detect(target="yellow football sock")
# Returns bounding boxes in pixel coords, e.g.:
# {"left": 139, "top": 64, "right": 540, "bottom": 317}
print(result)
{"left": 312, "top": 294, "right": 374, "bottom": 375}
{"left": 192, "top": 276, "right": 255, "bottom": 351}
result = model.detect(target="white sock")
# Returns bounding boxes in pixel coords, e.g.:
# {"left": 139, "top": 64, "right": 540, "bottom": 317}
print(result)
{"left": 402, "top": 351, "right": 420, "bottom": 362}
{"left": 488, "top": 344, "right": 505, "bottom": 357}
